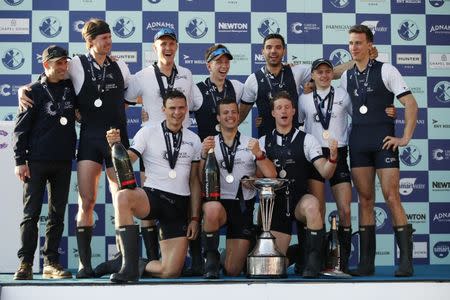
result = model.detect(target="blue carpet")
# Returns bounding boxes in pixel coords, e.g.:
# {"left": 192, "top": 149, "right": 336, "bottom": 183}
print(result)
{"left": 1, "top": 265, "right": 449, "bottom": 286}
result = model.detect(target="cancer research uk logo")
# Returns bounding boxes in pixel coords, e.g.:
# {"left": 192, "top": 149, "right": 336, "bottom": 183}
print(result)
{"left": 400, "top": 145, "right": 422, "bottom": 166}
{"left": 186, "top": 18, "right": 208, "bottom": 39}
{"left": 398, "top": 20, "right": 420, "bottom": 41}
{"left": 433, "top": 241, "right": 450, "bottom": 258}
{"left": 258, "top": 18, "right": 281, "bottom": 38}
{"left": 433, "top": 81, "right": 450, "bottom": 104}
{"left": 113, "top": 17, "right": 136, "bottom": 39}
{"left": 39, "top": 17, "right": 62, "bottom": 38}
{"left": 1, "top": 48, "right": 25, "bottom": 70}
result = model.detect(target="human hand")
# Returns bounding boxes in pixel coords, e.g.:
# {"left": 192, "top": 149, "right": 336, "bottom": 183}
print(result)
{"left": 15, "top": 165, "right": 30, "bottom": 182}
{"left": 382, "top": 136, "right": 408, "bottom": 151}
{"left": 106, "top": 128, "right": 121, "bottom": 147}
{"left": 201, "top": 136, "right": 215, "bottom": 158}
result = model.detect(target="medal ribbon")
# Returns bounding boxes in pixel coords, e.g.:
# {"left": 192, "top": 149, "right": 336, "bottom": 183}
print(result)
{"left": 41, "top": 76, "right": 68, "bottom": 118}
{"left": 206, "top": 78, "right": 227, "bottom": 115}
{"left": 161, "top": 121, "right": 183, "bottom": 170}
{"left": 154, "top": 62, "right": 178, "bottom": 98}
{"left": 262, "top": 66, "right": 285, "bottom": 98}
{"left": 218, "top": 131, "right": 240, "bottom": 174}
{"left": 86, "top": 54, "right": 108, "bottom": 99}
{"left": 353, "top": 60, "right": 373, "bottom": 110}
{"left": 312, "top": 86, "right": 334, "bottom": 131}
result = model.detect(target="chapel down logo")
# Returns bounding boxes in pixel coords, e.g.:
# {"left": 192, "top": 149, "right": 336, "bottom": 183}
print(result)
{"left": 398, "top": 20, "right": 420, "bottom": 41}
{"left": 186, "top": 17, "right": 208, "bottom": 39}
{"left": 258, "top": 18, "right": 281, "bottom": 38}
{"left": 2, "top": 48, "right": 25, "bottom": 70}
{"left": 113, "top": 17, "right": 136, "bottom": 38}
{"left": 39, "top": 17, "right": 62, "bottom": 38}
{"left": 433, "top": 81, "right": 450, "bottom": 103}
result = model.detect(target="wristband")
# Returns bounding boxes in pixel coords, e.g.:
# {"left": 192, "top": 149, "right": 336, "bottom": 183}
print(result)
{"left": 328, "top": 157, "right": 338, "bottom": 164}
{"left": 191, "top": 216, "right": 200, "bottom": 222}
{"left": 256, "top": 151, "right": 266, "bottom": 161}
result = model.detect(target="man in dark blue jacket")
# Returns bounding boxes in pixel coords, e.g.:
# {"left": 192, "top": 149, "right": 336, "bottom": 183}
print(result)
{"left": 13, "top": 45, "right": 76, "bottom": 280}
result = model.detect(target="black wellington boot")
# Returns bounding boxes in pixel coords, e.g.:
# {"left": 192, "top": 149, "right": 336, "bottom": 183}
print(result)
{"left": 203, "top": 231, "right": 220, "bottom": 279}
{"left": 394, "top": 224, "right": 414, "bottom": 277}
{"left": 183, "top": 235, "right": 204, "bottom": 276}
{"left": 76, "top": 226, "right": 95, "bottom": 278}
{"left": 110, "top": 225, "right": 140, "bottom": 283}
{"left": 94, "top": 230, "right": 122, "bottom": 277}
{"left": 349, "top": 225, "right": 375, "bottom": 276}
{"left": 293, "top": 221, "right": 308, "bottom": 274}
{"left": 302, "top": 228, "right": 325, "bottom": 278}
{"left": 141, "top": 225, "right": 160, "bottom": 261}
{"left": 338, "top": 226, "right": 352, "bottom": 273}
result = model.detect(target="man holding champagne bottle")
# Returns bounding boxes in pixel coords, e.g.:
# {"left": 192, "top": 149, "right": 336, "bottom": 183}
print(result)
{"left": 200, "top": 97, "right": 276, "bottom": 279}
{"left": 105, "top": 90, "right": 201, "bottom": 282}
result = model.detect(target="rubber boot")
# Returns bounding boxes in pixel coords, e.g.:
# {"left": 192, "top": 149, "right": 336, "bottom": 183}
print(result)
{"left": 338, "top": 226, "right": 352, "bottom": 273}
{"left": 349, "top": 225, "right": 375, "bottom": 276}
{"left": 203, "top": 231, "right": 220, "bottom": 279}
{"left": 394, "top": 224, "right": 414, "bottom": 277}
{"left": 94, "top": 230, "right": 122, "bottom": 277}
{"left": 302, "top": 228, "right": 325, "bottom": 278}
{"left": 110, "top": 225, "right": 140, "bottom": 283}
{"left": 183, "top": 236, "right": 204, "bottom": 276}
{"left": 76, "top": 226, "right": 95, "bottom": 278}
{"left": 141, "top": 225, "right": 160, "bottom": 261}
{"left": 293, "top": 221, "right": 308, "bottom": 274}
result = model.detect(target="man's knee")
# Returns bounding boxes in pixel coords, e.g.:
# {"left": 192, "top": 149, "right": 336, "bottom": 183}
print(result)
{"left": 301, "top": 197, "right": 321, "bottom": 219}
{"left": 115, "top": 190, "right": 132, "bottom": 211}
{"left": 203, "top": 202, "right": 223, "bottom": 224}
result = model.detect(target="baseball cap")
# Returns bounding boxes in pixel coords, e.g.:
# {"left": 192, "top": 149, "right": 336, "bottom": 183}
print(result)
{"left": 206, "top": 47, "right": 233, "bottom": 63}
{"left": 153, "top": 28, "right": 177, "bottom": 42}
{"left": 42, "top": 45, "right": 69, "bottom": 63}
{"left": 311, "top": 58, "right": 333, "bottom": 71}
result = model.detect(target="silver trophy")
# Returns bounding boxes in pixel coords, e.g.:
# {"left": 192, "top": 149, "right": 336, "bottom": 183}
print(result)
{"left": 242, "top": 178, "right": 288, "bottom": 278}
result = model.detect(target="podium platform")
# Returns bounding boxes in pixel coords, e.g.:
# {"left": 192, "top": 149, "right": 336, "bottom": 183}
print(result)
{"left": 1, "top": 265, "right": 449, "bottom": 300}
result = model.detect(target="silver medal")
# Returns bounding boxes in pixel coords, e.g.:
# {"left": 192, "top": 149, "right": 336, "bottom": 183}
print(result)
{"left": 322, "top": 130, "right": 330, "bottom": 140}
{"left": 215, "top": 124, "right": 220, "bottom": 132}
{"left": 279, "top": 169, "right": 287, "bottom": 178}
{"left": 59, "top": 116, "right": 68, "bottom": 126}
{"left": 359, "top": 105, "right": 368, "bottom": 114}
{"left": 168, "top": 170, "right": 177, "bottom": 179}
{"left": 225, "top": 174, "right": 234, "bottom": 183}
{"left": 94, "top": 98, "right": 102, "bottom": 108}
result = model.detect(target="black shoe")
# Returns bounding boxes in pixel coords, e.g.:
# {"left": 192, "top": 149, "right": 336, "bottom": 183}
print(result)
{"left": 76, "top": 226, "right": 95, "bottom": 278}
{"left": 302, "top": 228, "right": 325, "bottom": 279}
{"left": 338, "top": 226, "right": 352, "bottom": 274}
{"left": 394, "top": 224, "right": 414, "bottom": 277}
{"left": 204, "top": 251, "right": 220, "bottom": 279}
{"left": 110, "top": 225, "right": 140, "bottom": 283}
{"left": 13, "top": 262, "right": 33, "bottom": 280}
{"left": 43, "top": 262, "right": 72, "bottom": 279}
{"left": 94, "top": 252, "right": 122, "bottom": 278}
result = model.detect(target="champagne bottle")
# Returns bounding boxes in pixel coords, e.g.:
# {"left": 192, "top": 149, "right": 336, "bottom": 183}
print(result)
{"left": 202, "top": 148, "right": 220, "bottom": 201}
{"left": 326, "top": 215, "right": 341, "bottom": 270}
{"left": 111, "top": 139, "right": 137, "bottom": 190}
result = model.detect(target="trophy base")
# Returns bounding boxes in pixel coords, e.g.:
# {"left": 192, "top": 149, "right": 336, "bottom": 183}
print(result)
{"left": 247, "top": 256, "right": 287, "bottom": 278}
{"left": 321, "top": 269, "right": 352, "bottom": 278}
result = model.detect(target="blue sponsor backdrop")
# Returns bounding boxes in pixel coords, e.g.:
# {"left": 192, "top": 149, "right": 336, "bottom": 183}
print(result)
{"left": 0, "top": 0, "right": 449, "bottom": 270}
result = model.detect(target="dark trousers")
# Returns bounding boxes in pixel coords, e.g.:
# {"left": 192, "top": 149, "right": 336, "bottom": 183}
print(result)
{"left": 17, "top": 161, "right": 72, "bottom": 265}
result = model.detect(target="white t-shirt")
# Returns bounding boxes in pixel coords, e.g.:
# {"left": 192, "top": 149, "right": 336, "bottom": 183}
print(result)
{"left": 298, "top": 86, "right": 352, "bottom": 147}
{"left": 125, "top": 64, "right": 196, "bottom": 128}
{"left": 68, "top": 55, "right": 131, "bottom": 96}
{"left": 213, "top": 134, "right": 257, "bottom": 201}
{"left": 241, "top": 64, "right": 311, "bottom": 104}
{"left": 130, "top": 124, "right": 201, "bottom": 196}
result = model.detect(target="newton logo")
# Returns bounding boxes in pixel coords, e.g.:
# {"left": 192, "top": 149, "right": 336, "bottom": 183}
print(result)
{"left": 2, "top": 48, "right": 25, "bottom": 70}
{"left": 113, "top": 17, "right": 136, "bottom": 39}
{"left": 398, "top": 20, "right": 420, "bottom": 41}
{"left": 258, "top": 18, "right": 280, "bottom": 38}
{"left": 186, "top": 18, "right": 208, "bottom": 39}
{"left": 39, "top": 17, "right": 62, "bottom": 38}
